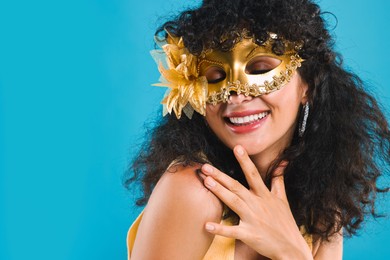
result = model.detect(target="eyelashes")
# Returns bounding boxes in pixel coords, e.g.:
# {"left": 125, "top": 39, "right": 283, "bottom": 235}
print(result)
{"left": 202, "top": 56, "right": 282, "bottom": 83}
{"left": 204, "top": 67, "right": 226, "bottom": 83}
{"left": 245, "top": 62, "right": 275, "bottom": 75}
{"left": 245, "top": 56, "right": 281, "bottom": 75}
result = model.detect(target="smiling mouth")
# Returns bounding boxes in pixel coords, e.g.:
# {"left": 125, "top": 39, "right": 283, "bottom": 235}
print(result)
{"left": 226, "top": 111, "right": 270, "bottom": 126}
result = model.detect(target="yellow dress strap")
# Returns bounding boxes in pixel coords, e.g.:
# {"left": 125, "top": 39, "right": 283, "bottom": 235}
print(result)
{"left": 202, "top": 217, "right": 235, "bottom": 260}
{"left": 127, "top": 212, "right": 313, "bottom": 259}
{"left": 127, "top": 211, "right": 235, "bottom": 260}
{"left": 126, "top": 211, "right": 144, "bottom": 260}
{"left": 300, "top": 225, "right": 313, "bottom": 251}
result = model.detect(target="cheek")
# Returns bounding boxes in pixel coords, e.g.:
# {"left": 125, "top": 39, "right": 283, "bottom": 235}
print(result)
{"left": 205, "top": 103, "right": 223, "bottom": 119}
{"left": 205, "top": 105, "right": 218, "bottom": 126}
{"left": 206, "top": 104, "right": 219, "bottom": 113}
{"left": 205, "top": 104, "right": 228, "bottom": 138}
{"left": 262, "top": 75, "right": 305, "bottom": 107}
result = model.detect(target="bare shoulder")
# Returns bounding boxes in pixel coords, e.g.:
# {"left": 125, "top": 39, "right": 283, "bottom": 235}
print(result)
{"left": 131, "top": 163, "right": 223, "bottom": 260}
{"left": 154, "top": 163, "right": 223, "bottom": 214}
{"left": 313, "top": 229, "right": 343, "bottom": 260}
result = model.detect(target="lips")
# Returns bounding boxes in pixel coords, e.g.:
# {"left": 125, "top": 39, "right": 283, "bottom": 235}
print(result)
{"left": 228, "top": 111, "right": 269, "bottom": 125}
{"left": 224, "top": 110, "right": 270, "bottom": 133}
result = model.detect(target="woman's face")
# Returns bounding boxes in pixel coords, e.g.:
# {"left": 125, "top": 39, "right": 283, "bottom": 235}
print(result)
{"left": 205, "top": 71, "right": 307, "bottom": 165}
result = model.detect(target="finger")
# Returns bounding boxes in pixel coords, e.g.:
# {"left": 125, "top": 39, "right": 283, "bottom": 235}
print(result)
{"left": 233, "top": 145, "right": 268, "bottom": 196}
{"left": 203, "top": 176, "right": 249, "bottom": 217}
{"left": 201, "top": 163, "right": 250, "bottom": 201}
{"left": 205, "top": 222, "right": 244, "bottom": 240}
{"left": 270, "top": 164, "right": 288, "bottom": 203}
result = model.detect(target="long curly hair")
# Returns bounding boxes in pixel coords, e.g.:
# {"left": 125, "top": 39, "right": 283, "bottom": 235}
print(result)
{"left": 125, "top": 0, "right": 390, "bottom": 241}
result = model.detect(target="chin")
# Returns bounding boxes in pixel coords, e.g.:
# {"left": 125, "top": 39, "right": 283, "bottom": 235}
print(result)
{"left": 242, "top": 146, "right": 266, "bottom": 156}
{"left": 226, "top": 140, "right": 267, "bottom": 156}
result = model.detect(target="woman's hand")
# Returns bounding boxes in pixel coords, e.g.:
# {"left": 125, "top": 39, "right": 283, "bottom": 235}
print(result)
{"left": 199, "top": 145, "right": 313, "bottom": 260}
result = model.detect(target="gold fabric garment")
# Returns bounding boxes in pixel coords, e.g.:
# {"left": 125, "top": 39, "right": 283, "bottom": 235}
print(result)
{"left": 127, "top": 211, "right": 312, "bottom": 259}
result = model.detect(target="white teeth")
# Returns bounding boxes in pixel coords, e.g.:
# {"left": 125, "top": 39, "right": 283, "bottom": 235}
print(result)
{"left": 229, "top": 112, "right": 269, "bottom": 125}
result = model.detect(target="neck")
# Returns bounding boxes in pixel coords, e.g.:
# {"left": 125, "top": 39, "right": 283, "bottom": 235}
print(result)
{"left": 250, "top": 152, "right": 276, "bottom": 181}
{"left": 249, "top": 132, "right": 295, "bottom": 181}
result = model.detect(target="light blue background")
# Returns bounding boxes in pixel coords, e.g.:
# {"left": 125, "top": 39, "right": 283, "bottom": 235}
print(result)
{"left": 0, "top": 0, "right": 389, "bottom": 259}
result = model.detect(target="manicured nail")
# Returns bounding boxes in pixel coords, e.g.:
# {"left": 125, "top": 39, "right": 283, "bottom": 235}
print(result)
{"left": 205, "top": 223, "right": 215, "bottom": 231}
{"left": 205, "top": 177, "right": 216, "bottom": 188}
{"left": 202, "top": 164, "right": 213, "bottom": 174}
{"left": 236, "top": 145, "right": 244, "bottom": 156}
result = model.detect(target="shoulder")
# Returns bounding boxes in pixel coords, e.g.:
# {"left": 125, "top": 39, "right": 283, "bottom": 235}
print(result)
{"left": 149, "top": 162, "right": 223, "bottom": 220}
{"left": 131, "top": 163, "right": 224, "bottom": 259}
{"left": 312, "top": 229, "right": 343, "bottom": 260}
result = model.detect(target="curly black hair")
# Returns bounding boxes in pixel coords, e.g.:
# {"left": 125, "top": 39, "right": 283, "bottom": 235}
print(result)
{"left": 125, "top": 0, "right": 390, "bottom": 242}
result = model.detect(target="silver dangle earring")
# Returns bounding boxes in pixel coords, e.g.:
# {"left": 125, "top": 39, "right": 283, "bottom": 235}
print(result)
{"left": 299, "top": 102, "right": 309, "bottom": 137}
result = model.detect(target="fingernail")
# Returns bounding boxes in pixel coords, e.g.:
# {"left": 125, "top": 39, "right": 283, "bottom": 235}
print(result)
{"left": 202, "top": 164, "right": 213, "bottom": 174}
{"left": 236, "top": 145, "right": 244, "bottom": 156}
{"left": 205, "top": 177, "right": 216, "bottom": 188}
{"left": 205, "top": 223, "right": 215, "bottom": 231}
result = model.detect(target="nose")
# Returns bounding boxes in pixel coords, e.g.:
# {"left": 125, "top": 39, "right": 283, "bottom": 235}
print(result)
{"left": 227, "top": 92, "right": 253, "bottom": 104}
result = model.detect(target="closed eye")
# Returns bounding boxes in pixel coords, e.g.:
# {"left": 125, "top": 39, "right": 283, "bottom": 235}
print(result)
{"left": 245, "top": 56, "right": 281, "bottom": 75}
{"left": 204, "top": 66, "right": 226, "bottom": 84}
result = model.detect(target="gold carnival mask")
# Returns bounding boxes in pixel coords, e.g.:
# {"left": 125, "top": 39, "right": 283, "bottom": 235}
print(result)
{"left": 151, "top": 32, "right": 304, "bottom": 119}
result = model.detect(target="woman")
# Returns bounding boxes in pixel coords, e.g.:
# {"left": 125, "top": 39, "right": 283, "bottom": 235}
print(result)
{"left": 125, "top": 0, "right": 390, "bottom": 259}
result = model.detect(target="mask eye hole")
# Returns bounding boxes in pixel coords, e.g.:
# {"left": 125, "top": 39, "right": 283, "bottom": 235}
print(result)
{"left": 245, "top": 56, "right": 281, "bottom": 75}
{"left": 204, "top": 66, "right": 226, "bottom": 84}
